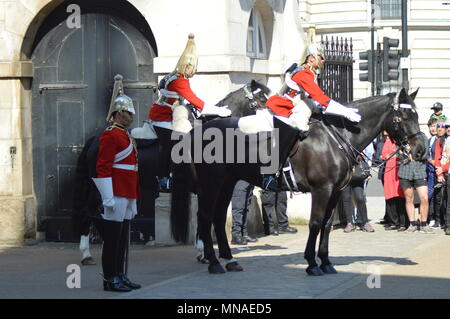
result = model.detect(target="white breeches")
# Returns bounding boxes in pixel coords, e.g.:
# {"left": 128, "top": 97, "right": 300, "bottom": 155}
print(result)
{"left": 172, "top": 105, "right": 193, "bottom": 133}
{"left": 102, "top": 196, "right": 137, "bottom": 222}
{"left": 288, "top": 99, "right": 312, "bottom": 132}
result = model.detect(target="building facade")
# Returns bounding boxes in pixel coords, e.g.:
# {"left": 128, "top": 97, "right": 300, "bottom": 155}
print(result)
{"left": 300, "top": 0, "right": 450, "bottom": 122}
{"left": 0, "top": 0, "right": 449, "bottom": 245}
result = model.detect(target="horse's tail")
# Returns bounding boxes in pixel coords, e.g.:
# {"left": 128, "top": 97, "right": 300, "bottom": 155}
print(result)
{"left": 170, "top": 161, "right": 194, "bottom": 243}
{"left": 72, "top": 135, "right": 97, "bottom": 238}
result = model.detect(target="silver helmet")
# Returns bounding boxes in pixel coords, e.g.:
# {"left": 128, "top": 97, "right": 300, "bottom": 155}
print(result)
{"left": 106, "top": 74, "right": 136, "bottom": 122}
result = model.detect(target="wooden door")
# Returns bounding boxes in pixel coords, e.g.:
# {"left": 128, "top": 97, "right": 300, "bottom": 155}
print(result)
{"left": 32, "top": 13, "right": 156, "bottom": 240}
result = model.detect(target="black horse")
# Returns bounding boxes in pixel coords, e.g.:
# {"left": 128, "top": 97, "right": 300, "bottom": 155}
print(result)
{"left": 71, "top": 80, "right": 270, "bottom": 244}
{"left": 170, "top": 88, "right": 426, "bottom": 275}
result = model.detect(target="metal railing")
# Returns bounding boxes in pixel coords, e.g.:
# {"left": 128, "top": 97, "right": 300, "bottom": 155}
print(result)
{"left": 318, "top": 36, "right": 354, "bottom": 104}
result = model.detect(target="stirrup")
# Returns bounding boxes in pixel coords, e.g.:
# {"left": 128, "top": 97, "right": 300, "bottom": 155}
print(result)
{"left": 262, "top": 175, "right": 281, "bottom": 192}
{"left": 159, "top": 177, "right": 172, "bottom": 193}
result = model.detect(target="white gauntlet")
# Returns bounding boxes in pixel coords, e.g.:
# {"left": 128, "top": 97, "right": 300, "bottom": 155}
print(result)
{"left": 201, "top": 104, "right": 231, "bottom": 117}
{"left": 325, "top": 100, "right": 361, "bottom": 122}
{"left": 92, "top": 177, "right": 115, "bottom": 208}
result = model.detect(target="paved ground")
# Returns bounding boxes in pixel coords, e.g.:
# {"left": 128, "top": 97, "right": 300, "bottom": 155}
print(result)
{"left": 1, "top": 194, "right": 449, "bottom": 300}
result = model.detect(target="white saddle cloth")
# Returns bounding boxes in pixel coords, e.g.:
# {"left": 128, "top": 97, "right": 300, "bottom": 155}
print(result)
{"left": 131, "top": 121, "right": 158, "bottom": 139}
{"left": 237, "top": 98, "right": 312, "bottom": 134}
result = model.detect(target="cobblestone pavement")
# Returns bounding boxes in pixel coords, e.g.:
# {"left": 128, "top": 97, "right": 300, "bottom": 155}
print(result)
{"left": 1, "top": 197, "right": 449, "bottom": 299}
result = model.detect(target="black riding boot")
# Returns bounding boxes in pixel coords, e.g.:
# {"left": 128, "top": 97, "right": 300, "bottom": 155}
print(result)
{"left": 93, "top": 218, "right": 131, "bottom": 292}
{"left": 117, "top": 220, "right": 141, "bottom": 290}
{"left": 154, "top": 126, "right": 174, "bottom": 193}
{"left": 262, "top": 118, "right": 303, "bottom": 192}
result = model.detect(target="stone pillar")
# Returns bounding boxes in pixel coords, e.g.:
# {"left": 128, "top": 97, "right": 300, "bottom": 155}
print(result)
{"left": 0, "top": 73, "right": 34, "bottom": 246}
{"left": 155, "top": 193, "right": 198, "bottom": 245}
{"left": 0, "top": 0, "right": 56, "bottom": 245}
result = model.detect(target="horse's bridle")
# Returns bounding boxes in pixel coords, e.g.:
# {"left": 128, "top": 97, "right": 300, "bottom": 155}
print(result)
{"left": 243, "top": 84, "right": 267, "bottom": 110}
{"left": 390, "top": 98, "right": 423, "bottom": 156}
{"left": 318, "top": 96, "right": 424, "bottom": 178}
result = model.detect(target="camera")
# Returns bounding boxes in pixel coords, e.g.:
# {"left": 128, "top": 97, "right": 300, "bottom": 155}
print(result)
{"left": 434, "top": 182, "right": 444, "bottom": 189}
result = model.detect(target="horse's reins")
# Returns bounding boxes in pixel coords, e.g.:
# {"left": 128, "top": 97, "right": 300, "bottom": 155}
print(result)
{"left": 315, "top": 96, "right": 423, "bottom": 177}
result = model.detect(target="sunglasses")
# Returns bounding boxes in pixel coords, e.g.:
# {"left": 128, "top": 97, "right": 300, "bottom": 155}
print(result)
{"left": 437, "top": 124, "right": 447, "bottom": 128}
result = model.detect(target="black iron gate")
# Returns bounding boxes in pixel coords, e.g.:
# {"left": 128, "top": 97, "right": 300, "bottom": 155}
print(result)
{"left": 318, "top": 36, "right": 354, "bottom": 104}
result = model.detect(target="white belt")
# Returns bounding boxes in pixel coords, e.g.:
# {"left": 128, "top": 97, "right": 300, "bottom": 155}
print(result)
{"left": 112, "top": 164, "right": 138, "bottom": 171}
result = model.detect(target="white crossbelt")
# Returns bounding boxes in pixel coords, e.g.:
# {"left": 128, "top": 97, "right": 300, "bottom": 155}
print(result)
{"left": 112, "top": 164, "right": 137, "bottom": 171}
{"left": 114, "top": 141, "right": 133, "bottom": 162}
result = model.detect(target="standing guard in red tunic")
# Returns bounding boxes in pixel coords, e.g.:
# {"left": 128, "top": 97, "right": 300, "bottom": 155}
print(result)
{"left": 92, "top": 76, "right": 141, "bottom": 292}
{"left": 148, "top": 34, "right": 231, "bottom": 192}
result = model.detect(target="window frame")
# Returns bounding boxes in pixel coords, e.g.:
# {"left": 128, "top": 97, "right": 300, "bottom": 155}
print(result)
{"left": 246, "top": 8, "right": 267, "bottom": 59}
{"left": 374, "top": 0, "right": 402, "bottom": 20}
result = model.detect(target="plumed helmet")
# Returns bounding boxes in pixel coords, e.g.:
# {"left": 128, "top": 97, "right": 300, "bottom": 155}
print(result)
{"left": 300, "top": 29, "right": 325, "bottom": 64}
{"left": 431, "top": 102, "right": 443, "bottom": 110}
{"left": 305, "top": 42, "right": 325, "bottom": 58}
{"left": 174, "top": 34, "right": 198, "bottom": 77}
{"left": 106, "top": 74, "right": 135, "bottom": 122}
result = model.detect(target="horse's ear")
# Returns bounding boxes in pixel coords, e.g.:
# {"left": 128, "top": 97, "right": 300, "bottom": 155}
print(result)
{"left": 397, "top": 88, "right": 408, "bottom": 103}
{"left": 250, "top": 79, "right": 257, "bottom": 91}
{"left": 410, "top": 88, "right": 419, "bottom": 101}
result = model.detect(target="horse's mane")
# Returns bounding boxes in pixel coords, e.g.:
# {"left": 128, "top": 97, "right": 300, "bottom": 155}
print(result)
{"left": 348, "top": 92, "right": 416, "bottom": 111}
{"left": 216, "top": 80, "right": 270, "bottom": 106}
{"left": 347, "top": 94, "right": 390, "bottom": 108}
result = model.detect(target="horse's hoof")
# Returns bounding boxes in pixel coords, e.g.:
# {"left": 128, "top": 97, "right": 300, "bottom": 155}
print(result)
{"left": 320, "top": 264, "right": 338, "bottom": 274}
{"left": 81, "top": 256, "right": 96, "bottom": 266}
{"left": 306, "top": 266, "right": 324, "bottom": 276}
{"left": 208, "top": 263, "right": 226, "bottom": 274}
{"left": 225, "top": 261, "right": 243, "bottom": 272}
{"left": 196, "top": 255, "right": 209, "bottom": 264}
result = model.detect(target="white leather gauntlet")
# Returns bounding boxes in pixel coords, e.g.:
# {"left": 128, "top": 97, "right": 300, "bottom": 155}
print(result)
{"left": 201, "top": 104, "right": 232, "bottom": 117}
{"left": 92, "top": 177, "right": 115, "bottom": 208}
{"left": 325, "top": 100, "right": 361, "bottom": 122}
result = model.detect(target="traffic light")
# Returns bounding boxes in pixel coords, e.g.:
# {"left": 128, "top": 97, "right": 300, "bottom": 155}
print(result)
{"left": 382, "top": 37, "right": 400, "bottom": 82}
{"left": 359, "top": 50, "right": 374, "bottom": 83}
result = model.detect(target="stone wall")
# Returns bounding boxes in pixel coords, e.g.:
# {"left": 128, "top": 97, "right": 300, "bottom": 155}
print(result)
{"left": 0, "top": 0, "right": 59, "bottom": 245}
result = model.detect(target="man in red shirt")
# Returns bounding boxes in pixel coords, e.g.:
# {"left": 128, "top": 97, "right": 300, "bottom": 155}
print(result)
{"left": 262, "top": 42, "right": 361, "bottom": 191}
{"left": 93, "top": 88, "right": 141, "bottom": 292}
{"left": 148, "top": 34, "right": 231, "bottom": 191}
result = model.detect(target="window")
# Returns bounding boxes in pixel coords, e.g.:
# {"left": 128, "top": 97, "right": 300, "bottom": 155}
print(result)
{"left": 246, "top": 9, "right": 267, "bottom": 59}
{"left": 375, "top": 0, "right": 401, "bottom": 19}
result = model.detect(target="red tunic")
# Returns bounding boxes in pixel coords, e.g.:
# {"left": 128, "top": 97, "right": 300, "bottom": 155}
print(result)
{"left": 434, "top": 136, "right": 449, "bottom": 178}
{"left": 381, "top": 137, "right": 404, "bottom": 200}
{"left": 148, "top": 76, "right": 205, "bottom": 122}
{"left": 96, "top": 125, "right": 139, "bottom": 199}
{"left": 266, "top": 68, "right": 331, "bottom": 117}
